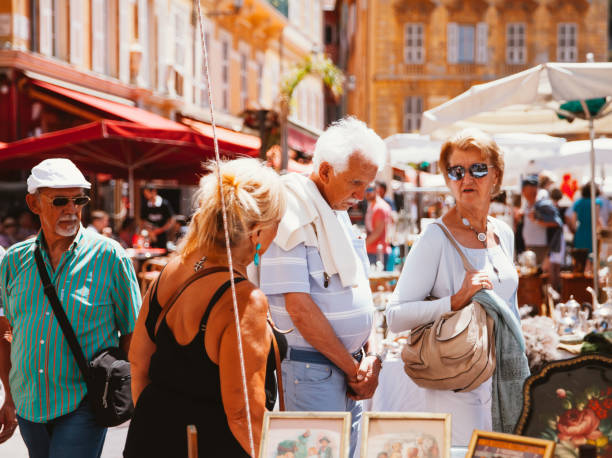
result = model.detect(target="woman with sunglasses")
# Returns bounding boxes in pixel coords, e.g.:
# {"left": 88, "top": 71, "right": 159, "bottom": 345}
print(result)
{"left": 386, "top": 128, "right": 522, "bottom": 446}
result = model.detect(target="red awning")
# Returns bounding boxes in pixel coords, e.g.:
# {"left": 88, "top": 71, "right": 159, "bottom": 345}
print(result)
{"left": 180, "top": 117, "right": 261, "bottom": 152}
{"left": 0, "top": 120, "right": 258, "bottom": 183}
{"left": 30, "top": 80, "right": 185, "bottom": 130}
{"left": 288, "top": 124, "right": 318, "bottom": 154}
{"left": 28, "top": 79, "right": 260, "bottom": 155}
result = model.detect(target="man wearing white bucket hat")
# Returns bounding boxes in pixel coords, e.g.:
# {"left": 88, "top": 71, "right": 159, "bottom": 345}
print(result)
{"left": 0, "top": 159, "right": 141, "bottom": 457}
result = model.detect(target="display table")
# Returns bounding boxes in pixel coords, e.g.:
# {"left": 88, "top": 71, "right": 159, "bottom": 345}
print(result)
{"left": 368, "top": 271, "right": 400, "bottom": 292}
{"left": 517, "top": 273, "right": 545, "bottom": 313}
{"left": 560, "top": 272, "right": 594, "bottom": 303}
{"left": 125, "top": 247, "right": 167, "bottom": 261}
{"left": 366, "top": 356, "right": 427, "bottom": 413}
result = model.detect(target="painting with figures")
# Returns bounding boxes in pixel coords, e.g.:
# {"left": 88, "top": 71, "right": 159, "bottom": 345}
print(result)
{"left": 259, "top": 412, "right": 351, "bottom": 458}
{"left": 361, "top": 413, "right": 451, "bottom": 458}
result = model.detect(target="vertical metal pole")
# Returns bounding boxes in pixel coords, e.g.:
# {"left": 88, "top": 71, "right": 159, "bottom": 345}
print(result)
{"left": 280, "top": 100, "right": 289, "bottom": 172}
{"left": 128, "top": 166, "right": 135, "bottom": 218}
{"left": 588, "top": 118, "right": 599, "bottom": 298}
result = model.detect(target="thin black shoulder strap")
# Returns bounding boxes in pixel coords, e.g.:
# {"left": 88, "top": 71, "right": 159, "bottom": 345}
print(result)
{"left": 199, "top": 277, "right": 246, "bottom": 331}
{"left": 154, "top": 267, "right": 244, "bottom": 336}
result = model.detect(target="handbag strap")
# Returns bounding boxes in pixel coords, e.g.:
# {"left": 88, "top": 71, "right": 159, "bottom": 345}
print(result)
{"left": 433, "top": 222, "right": 476, "bottom": 272}
{"left": 267, "top": 316, "right": 285, "bottom": 411}
{"left": 34, "top": 247, "right": 91, "bottom": 384}
{"left": 154, "top": 266, "right": 244, "bottom": 336}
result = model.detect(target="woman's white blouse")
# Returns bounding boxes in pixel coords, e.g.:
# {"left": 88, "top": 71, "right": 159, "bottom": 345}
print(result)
{"left": 386, "top": 216, "right": 519, "bottom": 334}
{"left": 384, "top": 216, "right": 519, "bottom": 446}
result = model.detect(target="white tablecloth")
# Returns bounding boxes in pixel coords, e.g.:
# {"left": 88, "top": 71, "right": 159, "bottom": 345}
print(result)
{"left": 366, "top": 356, "right": 428, "bottom": 412}
{"left": 365, "top": 356, "right": 469, "bottom": 457}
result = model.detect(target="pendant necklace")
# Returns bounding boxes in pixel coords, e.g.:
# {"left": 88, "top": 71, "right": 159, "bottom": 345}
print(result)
{"left": 458, "top": 211, "right": 501, "bottom": 283}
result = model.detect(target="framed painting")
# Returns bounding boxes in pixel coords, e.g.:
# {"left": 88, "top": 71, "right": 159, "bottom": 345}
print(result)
{"left": 360, "top": 412, "right": 451, "bottom": 458}
{"left": 467, "top": 430, "right": 555, "bottom": 458}
{"left": 514, "top": 354, "right": 612, "bottom": 458}
{"left": 259, "top": 411, "right": 351, "bottom": 458}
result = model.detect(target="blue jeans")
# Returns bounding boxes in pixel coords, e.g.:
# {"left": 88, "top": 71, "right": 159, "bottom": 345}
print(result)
{"left": 17, "top": 398, "right": 107, "bottom": 458}
{"left": 282, "top": 357, "right": 362, "bottom": 458}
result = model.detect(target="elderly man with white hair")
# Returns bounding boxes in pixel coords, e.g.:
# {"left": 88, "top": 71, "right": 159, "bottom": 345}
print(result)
{"left": 0, "top": 159, "right": 141, "bottom": 458}
{"left": 256, "top": 117, "right": 386, "bottom": 457}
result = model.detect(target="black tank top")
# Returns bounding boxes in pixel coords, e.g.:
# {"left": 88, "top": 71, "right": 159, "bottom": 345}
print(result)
{"left": 124, "top": 271, "right": 250, "bottom": 457}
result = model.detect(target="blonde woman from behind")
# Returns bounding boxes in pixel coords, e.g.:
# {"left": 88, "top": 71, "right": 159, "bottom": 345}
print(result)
{"left": 124, "top": 158, "right": 286, "bottom": 458}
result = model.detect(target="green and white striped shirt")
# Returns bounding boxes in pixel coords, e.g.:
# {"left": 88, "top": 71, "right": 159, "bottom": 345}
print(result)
{"left": 0, "top": 227, "right": 141, "bottom": 422}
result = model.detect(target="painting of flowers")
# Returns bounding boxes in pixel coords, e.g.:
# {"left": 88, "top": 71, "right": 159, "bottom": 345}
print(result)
{"left": 539, "top": 386, "right": 612, "bottom": 457}
{"left": 515, "top": 355, "right": 612, "bottom": 458}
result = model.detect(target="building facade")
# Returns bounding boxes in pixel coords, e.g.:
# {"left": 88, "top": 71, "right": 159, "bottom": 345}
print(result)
{"left": 0, "top": 0, "right": 325, "bottom": 143}
{"left": 330, "top": 0, "right": 609, "bottom": 139}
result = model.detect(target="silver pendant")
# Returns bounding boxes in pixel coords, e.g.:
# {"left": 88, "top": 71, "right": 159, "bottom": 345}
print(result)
{"left": 461, "top": 218, "right": 470, "bottom": 226}
{"left": 477, "top": 232, "right": 487, "bottom": 242}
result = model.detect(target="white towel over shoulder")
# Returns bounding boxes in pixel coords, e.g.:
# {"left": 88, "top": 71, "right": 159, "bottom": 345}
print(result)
{"left": 275, "top": 173, "right": 362, "bottom": 288}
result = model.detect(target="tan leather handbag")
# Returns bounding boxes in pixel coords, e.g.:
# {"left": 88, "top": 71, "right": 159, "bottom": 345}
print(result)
{"left": 401, "top": 223, "right": 496, "bottom": 392}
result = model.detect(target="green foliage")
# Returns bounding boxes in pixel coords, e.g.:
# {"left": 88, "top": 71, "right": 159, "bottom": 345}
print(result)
{"left": 280, "top": 53, "right": 345, "bottom": 101}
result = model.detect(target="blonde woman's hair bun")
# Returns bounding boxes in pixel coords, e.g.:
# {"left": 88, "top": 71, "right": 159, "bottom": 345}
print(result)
{"left": 178, "top": 158, "right": 286, "bottom": 258}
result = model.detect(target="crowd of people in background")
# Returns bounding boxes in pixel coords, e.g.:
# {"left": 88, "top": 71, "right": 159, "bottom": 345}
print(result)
{"left": 512, "top": 172, "right": 611, "bottom": 285}
{"left": 0, "top": 201, "right": 190, "bottom": 254}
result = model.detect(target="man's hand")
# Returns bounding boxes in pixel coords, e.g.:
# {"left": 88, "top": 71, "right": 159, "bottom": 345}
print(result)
{"left": 0, "top": 399, "right": 17, "bottom": 444}
{"left": 347, "top": 355, "right": 382, "bottom": 400}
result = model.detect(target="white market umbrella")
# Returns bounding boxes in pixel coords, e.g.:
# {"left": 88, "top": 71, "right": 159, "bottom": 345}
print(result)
{"left": 535, "top": 138, "right": 612, "bottom": 171}
{"left": 421, "top": 62, "right": 612, "bottom": 295}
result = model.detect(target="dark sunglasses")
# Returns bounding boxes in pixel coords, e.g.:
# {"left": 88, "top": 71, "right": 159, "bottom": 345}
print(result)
{"left": 447, "top": 163, "right": 494, "bottom": 181}
{"left": 41, "top": 194, "right": 91, "bottom": 207}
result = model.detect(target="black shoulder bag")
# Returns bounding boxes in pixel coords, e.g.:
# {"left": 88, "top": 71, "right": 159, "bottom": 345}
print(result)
{"left": 34, "top": 247, "right": 133, "bottom": 427}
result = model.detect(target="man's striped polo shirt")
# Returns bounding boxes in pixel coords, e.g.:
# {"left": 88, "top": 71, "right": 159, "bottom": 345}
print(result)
{"left": 0, "top": 227, "right": 141, "bottom": 422}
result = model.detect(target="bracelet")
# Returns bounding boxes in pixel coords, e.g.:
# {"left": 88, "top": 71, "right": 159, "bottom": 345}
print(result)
{"left": 366, "top": 352, "right": 383, "bottom": 365}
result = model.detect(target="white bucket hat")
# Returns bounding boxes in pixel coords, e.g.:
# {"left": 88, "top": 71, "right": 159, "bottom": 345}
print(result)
{"left": 27, "top": 158, "right": 92, "bottom": 194}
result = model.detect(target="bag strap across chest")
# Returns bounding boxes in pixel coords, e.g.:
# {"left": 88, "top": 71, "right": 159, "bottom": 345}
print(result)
{"left": 433, "top": 222, "right": 476, "bottom": 272}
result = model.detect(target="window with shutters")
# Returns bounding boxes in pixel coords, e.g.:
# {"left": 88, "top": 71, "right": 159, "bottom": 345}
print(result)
{"left": 557, "top": 23, "right": 577, "bottom": 62}
{"left": 447, "top": 22, "right": 487, "bottom": 64}
{"left": 240, "top": 53, "right": 248, "bottom": 111}
{"left": 403, "top": 96, "right": 422, "bottom": 132}
{"left": 193, "top": 28, "right": 210, "bottom": 108}
{"left": 118, "top": 0, "right": 130, "bottom": 83}
{"left": 173, "top": 8, "right": 188, "bottom": 96}
{"left": 91, "top": 0, "right": 109, "bottom": 74}
{"left": 458, "top": 25, "right": 474, "bottom": 63}
{"left": 506, "top": 23, "right": 526, "bottom": 64}
{"left": 39, "top": 0, "right": 52, "bottom": 55}
{"left": 221, "top": 39, "right": 230, "bottom": 112}
{"left": 69, "top": 0, "right": 83, "bottom": 66}
{"left": 51, "top": 0, "right": 69, "bottom": 60}
{"left": 404, "top": 23, "right": 424, "bottom": 64}
{"left": 137, "top": 0, "right": 149, "bottom": 87}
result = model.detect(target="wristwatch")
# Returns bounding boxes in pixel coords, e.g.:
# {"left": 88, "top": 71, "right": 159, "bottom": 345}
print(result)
{"left": 366, "top": 352, "right": 383, "bottom": 365}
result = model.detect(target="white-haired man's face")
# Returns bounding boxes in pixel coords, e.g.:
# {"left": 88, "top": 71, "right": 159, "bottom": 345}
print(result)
{"left": 317, "top": 152, "right": 378, "bottom": 210}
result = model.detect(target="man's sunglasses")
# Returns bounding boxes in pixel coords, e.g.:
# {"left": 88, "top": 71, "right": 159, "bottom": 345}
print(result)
{"left": 447, "top": 163, "right": 494, "bottom": 181}
{"left": 41, "top": 194, "right": 91, "bottom": 207}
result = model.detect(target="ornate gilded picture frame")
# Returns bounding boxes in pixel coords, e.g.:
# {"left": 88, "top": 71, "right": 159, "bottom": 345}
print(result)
{"left": 360, "top": 412, "right": 452, "bottom": 458}
{"left": 259, "top": 411, "right": 351, "bottom": 458}
{"left": 514, "top": 354, "right": 612, "bottom": 458}
{"left": 467, "top": 430, "right": 555, "bottom": 458}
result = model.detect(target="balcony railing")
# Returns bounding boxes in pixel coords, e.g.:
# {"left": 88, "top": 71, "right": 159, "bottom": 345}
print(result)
{"left": 268, "top": 0, "right": 288, "bottom": 17}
